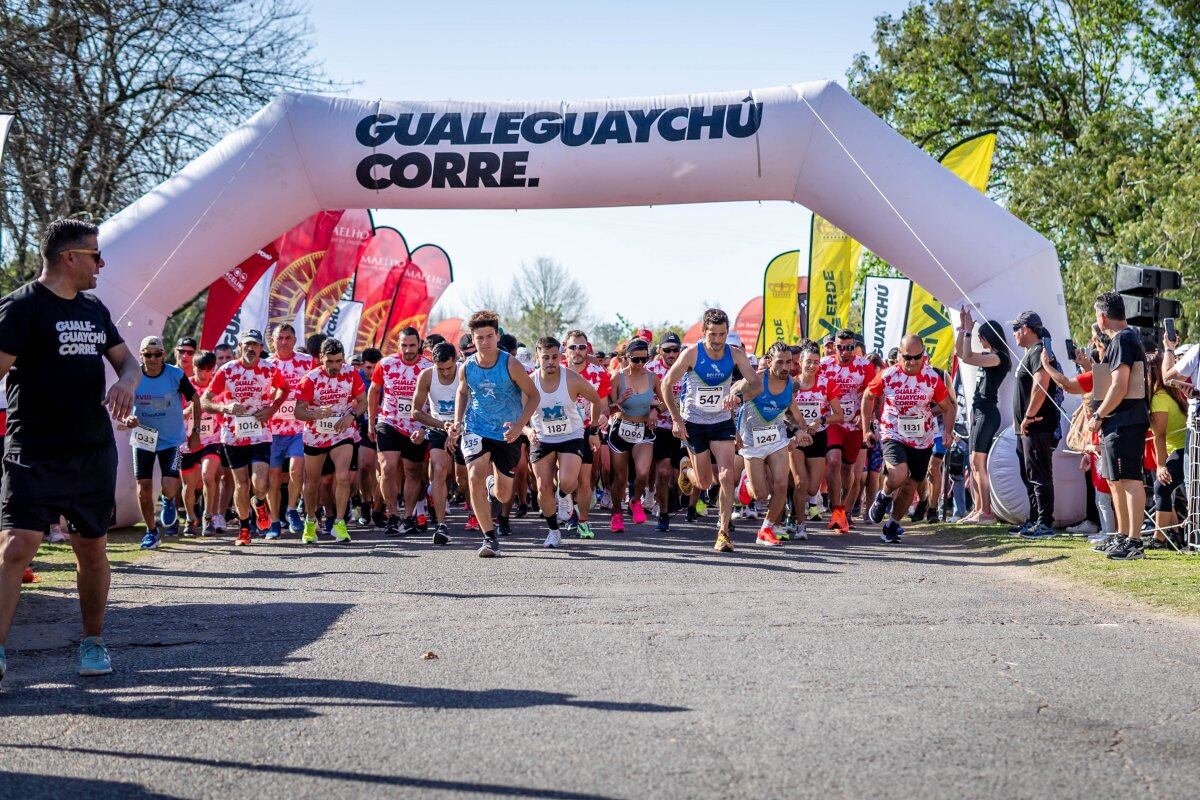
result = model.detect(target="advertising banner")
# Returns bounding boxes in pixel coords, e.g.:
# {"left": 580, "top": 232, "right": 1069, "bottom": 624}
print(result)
{"left": 863, "top": 276, "right": 912, "bottom": 357}
{"left": 805, "top": 216, "right": 861, "bottom": 342}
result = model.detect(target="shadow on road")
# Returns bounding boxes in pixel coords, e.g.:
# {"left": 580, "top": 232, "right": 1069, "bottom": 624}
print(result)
{"left": 5, "top": 771, "right": 179, "bottom": 799}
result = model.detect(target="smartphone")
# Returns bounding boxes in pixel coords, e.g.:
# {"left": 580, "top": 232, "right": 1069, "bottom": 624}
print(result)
{"left": 1040, "top": 335, "right": 1055, "bottom": 362}
{"left": 1065, "top": 338, "right": 1077, "bottom": 361}
{"left": 1165, "top": 318, "right": 1177, "bottom": 342}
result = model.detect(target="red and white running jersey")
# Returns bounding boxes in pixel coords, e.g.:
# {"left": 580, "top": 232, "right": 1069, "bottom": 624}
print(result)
{"left": 565, "top": 359, "right": 611, "bottom": 425}
{"left": 372, "top": 355, "right": 432, "bottom": 434}
{"left": 296, "top": 365, "right": 366, "bottom": 447}
{"left": 647, "top": 357, "right": 682, "bottom": 430}
{"left": 821, "top": 356, "right": 877, "bottom": 431}
{"left": 792, "top": 372, "right": 840, "bottom": 433}
{"left": 182, "top": 374, "right": 222, "bottom": 451}
{"left": 265, "top": 353, "right": 315, "bottom": 436}
{"left": 207, "top": 359, "right": 288, "bottom": 446}
{"left": 866, "top": 364, "right": 949, "bottom": 449}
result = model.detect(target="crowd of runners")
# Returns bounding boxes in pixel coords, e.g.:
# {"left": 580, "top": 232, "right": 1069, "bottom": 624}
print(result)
{"left": 117, "top": 306, "right": 963, "bottom": 557}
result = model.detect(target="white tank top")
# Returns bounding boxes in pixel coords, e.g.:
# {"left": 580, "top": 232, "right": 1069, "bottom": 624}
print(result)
{"left": 425, "top": 367, "right": 459, "bottom": 423}
{"left": 530, "top": 370, "right": 584, "bottom": 443}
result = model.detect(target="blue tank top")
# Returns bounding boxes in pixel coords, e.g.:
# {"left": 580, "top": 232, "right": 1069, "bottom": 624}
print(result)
{"left": 464, "top": 351, "right": 523, "bottom": 441}
{"left": 693, "top": 344, "right": 734, "bottom": 386}
{"left": 750, "top": 375, "right": 792, "bottom": 423}
{"left": 134, "top": 364, "right": 189, "bottom": 450}
{"left": 617, "top": 372, "right": 655, "bottom": 418}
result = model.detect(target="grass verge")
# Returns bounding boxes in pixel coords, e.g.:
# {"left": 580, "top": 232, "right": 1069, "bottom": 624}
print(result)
{"left": 949, "top": 525, "right": 1200, "bottom": 617}
{"left": 25, "top": 526, "right": 160, "bottom": 591}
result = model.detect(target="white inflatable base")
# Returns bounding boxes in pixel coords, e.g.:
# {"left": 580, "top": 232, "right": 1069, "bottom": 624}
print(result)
{"left": 988, "top": 427, "right": 1086, "bottom": 528}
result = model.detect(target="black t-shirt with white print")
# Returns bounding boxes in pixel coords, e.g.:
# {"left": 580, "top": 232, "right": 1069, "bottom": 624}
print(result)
{"left": 0, "top": 281, "right": 124, "bottom": 460}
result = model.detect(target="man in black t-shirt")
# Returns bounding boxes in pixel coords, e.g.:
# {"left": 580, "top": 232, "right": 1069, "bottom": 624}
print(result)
{"left": 1090, "top": 291, "right": 1150, "bottom": 561}
{"left": 1009, "top": 311, "right": 1061, "bottom": 536}
{"left": 0, "top": 219, "right": 141, "bottom": 683}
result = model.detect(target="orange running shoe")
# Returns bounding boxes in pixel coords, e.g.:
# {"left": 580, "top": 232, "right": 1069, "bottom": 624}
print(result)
{"left": 756, "top": 524, "right": 782, "bottom": 547}
{"left": 235, "top": 527, "right": 252, "bottom": 547}
{"left": 254, "top": 500, "right": 270, "bottom": 532}
{"left": 835, "top": 508, "right": 851, "bottom": 534}
{"left": 22, "top": 567, "right": 39, "bottom": 584}
{"left": 465, "top": 514, "right": 481, "bottom": 532}
{"left": 827, "top": 507, "right": 842, "bottom": 530}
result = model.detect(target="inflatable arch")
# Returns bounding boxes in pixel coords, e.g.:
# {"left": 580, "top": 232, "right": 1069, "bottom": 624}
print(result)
{"left": 95, "top": 80, "right": 1083, "bottom": 526}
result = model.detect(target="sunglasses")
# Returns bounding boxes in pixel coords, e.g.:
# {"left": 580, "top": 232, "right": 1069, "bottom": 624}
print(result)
{"left": 900, "top": 352, "right": 925, "bottom": 361}
{"left": 836, "top": 344, "right": 856, "bottom": 352}
{"left": 630, "top": 356, "right": 648, "bottom": 364}
{"left": 660, "top": 346, "right": 680, "bottom": 354}
{"left": 175, "top": 348, "right": 195, "bottom": 356}
{"left": 62, "top": 248, "right": 102, "bottom": 260}
{"left": 566, "top": 344, "right": 589, "bottom": 351}
{"left": 142, "top": 351, "right": 165, "bottom": 358}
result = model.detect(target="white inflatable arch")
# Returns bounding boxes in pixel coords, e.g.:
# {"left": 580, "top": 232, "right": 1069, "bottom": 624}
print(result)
{"left": 95, "top": 81, "right": 1082, "bottom": 526}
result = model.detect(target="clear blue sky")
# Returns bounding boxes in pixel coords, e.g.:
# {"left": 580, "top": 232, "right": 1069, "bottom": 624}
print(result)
{"left": 307, "top": 0, "right": 906, "bottom": 328}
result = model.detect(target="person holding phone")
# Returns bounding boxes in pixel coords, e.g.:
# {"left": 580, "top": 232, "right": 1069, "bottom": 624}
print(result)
{"left": 1008, "top": 311, "right": 1062, "bottom": 537}
{"left": 954, "top": 308, "right": 1011, "bottom": 524}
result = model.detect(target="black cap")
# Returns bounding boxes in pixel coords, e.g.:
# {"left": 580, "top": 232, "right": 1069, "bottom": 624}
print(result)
{"left": 660, "top": 332, "right": 681, "bottom": 346}
{"left": 1008, "top": 311, "right": 1043, "bottom": 332}
{"left": 175, "top": 336, "right": 198, "bottom": 350}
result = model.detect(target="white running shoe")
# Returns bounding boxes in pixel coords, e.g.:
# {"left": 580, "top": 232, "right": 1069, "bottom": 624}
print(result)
{"left": 795, "top": 522, "right": 809, "bottom": 541}
{"left": 743, "top": 504, "right": 759, "bottom": 520}
{"left": 543, "top": 529, "right": 562, "bottom": 548}
{"left": 212, "top": 514, "right": 226, "bottom": 532}
{"left": 556, "top": 492, "right": 573, "bottom": 522}
{"left": 47, "top": 524, "right": 70, "bottom": 543}
{"left": 1066, "top": 519, "right": 1099, "bottom": 536}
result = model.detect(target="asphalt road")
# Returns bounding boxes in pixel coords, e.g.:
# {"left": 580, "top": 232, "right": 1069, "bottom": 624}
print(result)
{"left": 2, "top": 508, "right": 1199, "bottom": 800}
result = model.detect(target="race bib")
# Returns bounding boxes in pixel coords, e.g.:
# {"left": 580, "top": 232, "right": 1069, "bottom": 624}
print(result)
{"left": 797, "top": 401, "right": 821, "bottom": 423}
{"left": 234, "top": 416, "right": 263, "bottom": 439}
{"left": 131, "top": 426, "right": 159, "bottom": 452}
{"left": 696, "top": 385, "right": 726, "bottom": 410}
{"left": 461, "top": 432, "right": 483, "bottom": 458}
{"left": 618, "top": 420, "right": 645, "bottom": 443}
{"left": 898, "top": 415, "right": 925, "bottom": 439}
{"left": 317, "top": 417, "right": 340, "bottom": 436}
{"left": 275, "top": 398, "right": 297, "bottom": 420}
{"left": 199, "top": 417, "right": 217, "bottom": 439}
{"left": 540, "top": 416, "right": 571, "bottom": 438}
{"left": 393, "top": 395, "right": 414, "bottom": 420}
{"left": 751, "top": 426, "right": 781, "bottom": 449}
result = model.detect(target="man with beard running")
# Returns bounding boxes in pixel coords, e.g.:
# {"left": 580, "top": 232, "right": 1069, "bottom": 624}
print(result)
{"left": 264, "top": 324, "right": 313, "bottom": 539}
{"left": 822, "top": 329, "right": 877, "bottom": 534}
{"left": 563, "top": 330, "right": 610, "bottom": 539}
{"left": 863, "top": 335, "right": 956, "bottom": 544}
{"left": 526, "top": 337, "right": 604, "bottom": 548}
{"left": 412, "top": 341, "right": 464, "bottom": 545}
{"left": 450, "top": 311, "right": 539, "bottom": 557}
{"left": 664, "top": 308, "right": 761, "bottom": 552}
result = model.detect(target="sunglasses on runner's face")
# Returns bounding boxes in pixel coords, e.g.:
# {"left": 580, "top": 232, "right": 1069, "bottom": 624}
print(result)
{"left": 175, "top": 348, "right": 195, "bottom": 356}
{"left": 900, "top": 352, "right": 924, "bottom": 361}
{"left": 661, "top": 346, "right": 680, "bottom": 354}
{"left": 142, "top": 351, "right": 165, "bottom": 358}
{"left": 836, "top": 344, "right": 855, "bottom": 352}
{"left": 567, "top": 344, "right": 588, "bottom": 351}
{"left": 629, "top": 356, "right": 648, "bottom": 364}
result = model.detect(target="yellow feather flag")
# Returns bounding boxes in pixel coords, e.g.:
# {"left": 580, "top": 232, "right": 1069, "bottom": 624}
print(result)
{"left": 906, "top": 132, "right": 997, "bottom": 370}
{"left": 757, "top": 250, "right": 801, "bottom": 355}
{"left": 806, "top": 216, "right": 861, "bottom": 342}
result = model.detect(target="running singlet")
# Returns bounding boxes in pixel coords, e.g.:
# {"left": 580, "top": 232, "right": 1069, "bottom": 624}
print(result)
{"left": 793, "top": 372, "right": 839, "bottom": 433}
{"left": 823, "top": 357, "right": 877, "bottom": 431}
{"left": 739, "top": 376, "right": 792, "bottom": 450}
{"left": 207, "top": 359, "right": 288, "bottom": 446}
{"left": 425, "top": 367, "right": 459, "bottom": 424}
{"left": 183, "top": 374, "right": 222, "bottom": 452}
{"left": 373, "top": 355, "right": 433, "bottom": 435}
{"left": 464, "top": 350, "right": 523, "bottom": 441}
{"left": 265, "top": 353, "right": 314, "bottom": 437}
{"left": 866, "top": 364, "right": 949, "bottom": 449}
{"left": 530, "top": 371, "right": 585, "bottom": 443}
{"left": 133, "top": 363, "right": 195, "bottom": 451}
{"left": 566, "top": 360, "right": 610, "bottom": 426}
{"left": 296, "top": 365, "right": 366, "bottom": 448}
{"left": 647, "top": 358, "right": 683, "bottom": 430}
{"left": 682, "top": 343, "right": 734, "bottom": 424}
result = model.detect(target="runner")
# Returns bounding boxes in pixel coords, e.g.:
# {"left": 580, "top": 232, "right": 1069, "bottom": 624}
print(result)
{"left": 607, "top": 338, "right": 662, "bottom": 532}
{"left": 526, "top": 336, "right": 603, "bottom": 548}
{"left": 179, "top": 350, "right": 223, "bottom": 537}
{"left": 863, "top": 335, "right": 956, "bottom": 543}
{"left": 822, "top": 329, "right": 877, "bottom": 534}
{"left": 201, "top": 329, "right": 289, "bottom": 546}
{"left": 368, "top": 326, "right": 432, "bottom": 537}
{"left": 122, "top": 336, "right": 201, "bottom": 549}
{"left": 664, "top": 308, "right": 761, "bottom": 552}
{"left": 563, "top": 330, "right": 610, "bottom": 539}
{"left": 789, "top": 341, "right": 844, "bottom": 541}
{"left": 294, "top": 338, "right": 365, "bottom": 544}
{"left": 0, "top": 218, "right": 141, "bottom": 680}
{"left": 735, "top": 342, "right": 811, "bottom": 545}
{"left": 648, "top": 332, "right": 687, "bottom": 531}
{"left": 412, "top": 341, "right": 464, "bottom": 545}
{"left": 449, "top": 310, "right": 539, "bottom": 557}
{"left": 174, "top": 336, "right": 197, "bottom": 374}
{"left": 498, "top": 333, "right": 532, "bottom": 526}
{"left": 264, "top": 323, "right": 313, "bottom": 539}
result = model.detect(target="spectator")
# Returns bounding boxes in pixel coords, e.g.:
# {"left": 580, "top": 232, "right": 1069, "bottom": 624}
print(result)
{"left": 1009, "top": 311, "right": 1061, "bottom": 537}
{"left": 1147, "top": 352, "right": 1187, "bottom": 548}
{"left": 954, "top": 309, "right": 1010, "bottom": 524}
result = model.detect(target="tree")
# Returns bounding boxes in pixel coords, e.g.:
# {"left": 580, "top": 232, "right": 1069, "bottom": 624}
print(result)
{"left": 0, "top": 0, "right": 330, "bottom": 293}
{"left": 505, "top": 257, "right": 591, "bottom": 344}
{"left": 848, "top": 0, "right": 1200, "bottom": 339}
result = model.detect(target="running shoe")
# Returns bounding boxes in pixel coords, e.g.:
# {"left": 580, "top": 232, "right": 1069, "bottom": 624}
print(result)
{"left": 925, "top": 507, "right": 940, "bottom": 524}
{"left": 265, "top": 522, "right": 282, "bottom": 541}
{"left": 911, "top": 499, "right": 928, "bottom": 522}
{"left": 714, "top": 532, "right": 734, "bottom": 552}
{"left": 826, "top": 508, "right": 841, "bottom": 530}
{"left": 465, "top": 514, "right": 481, "bottom": 532}
{"left": 478, "top": 535, "right": 500, "bottom": 558}
{"left": 557, "top": 492, "right": 573, "bottom": 522}
{"left": 514, "top": 502, "right": 529, "bottom": 519}
{"left": 743, "top": 505, "right": 759, "bottom": 520}
{"left": 181, "top": 519, "right": 197, "bottom": 538}
{"left": 357, "top": 506, "right": 370, "bottom": 526}
{"left": 1009, "top": 521, "right": 1035, "bottom": 537}
{"left": 695, "top": 498, "right": 708, "bottom": 516}
{"left": 78, "top": 636, "right": 113, "bottom": 677}
{"left": 416, "top": 514, "right": 429, "bottom": 533}
{"left": 795, "top": 522, "right": 809, "bottom": 541}
{"left": 286, "top": 509, "right": 304, "bottom": 535}
{"left": 433, "top": 523, "right": 451, "bottom": 545}
{"left": 834, "top": 508, "right": 851, "bottom": 534}
{"left": 656, "top": 514, "right": 670, "bottom": 532}
{"left": 599, "top": 489, "right": 612, "bottom": 510}
{"left": 1106, "top": 537, "right": 1145, "bottom": 560}
{"left": 1093, "top": 534, "right": 1121, "bottom": 552}
{"left": 630, "top": 499, "right": 647, "bottom": 525}
{"left": 496, "top": 518, "right": 512, "bottom": 536}
{"left": 140, "top": 529, "right": 160, "bottom": 549}
{"left": 677, "top": 458, "right": 694, "bottom": 495}
{"left": 543, "top": 529, "right": 562, "bottom": 548}
{"left": 777, "top": 524, "right": 791, "bottom": 542}
{"left": 610, "top": 513, "right": 625, "bottom": 533}
{"left": 867, "top": 492, "right": 891, "bottom": 525}
{"left": 564, "top": 510, "right": 579, "bottom": 531}
{"left": 201, "top": 518, "right": 214, "bottom": 537}
{"left": 756, "top": 524, "right": 782, "bottom": 547}
{"left": 400, "top": 516, "right": 417, "bottom": 536}
{"left": 236, "top": 527, "right": 252, "bottom": 547}
{"left": 323, "top": 515, "right": 334, "bottom": 537}
{"left": 371, "top": 509, "right": 387, "bottom": 529}
{"left": 807, "top": 503, "right": 823, "bottom": 522}
{"left": 686, "top": 506, "right": 699, "bottom": 523}
{"left": 385, "top": 516, "right": 401, "bottom": 537}
{"left": 332, "top": 519, "right": 351, "bottom": 543}
{"left": 254, "top": 499, "right": 270, "bottom": 532}
{"left": 1020, "top": 523, "right": 1057, "bottom": 539}
{"left": 21, "top": 567, "right": 39, "bottom": 584}
{"left": 880, "top": 520, "right": 903, "bottom": 544}
{"left": 972, "top": 513, "right": 997, "bottom": 525}
{"left": 577, "top": 522, "right": 595, "bottom": 539}
{"left": 47, "top": 524, "right": 70, "bottom": 544}
{"left": 302, "top": 518, "right": 318, "bottom": 544}
{"left": 1066, "top": 519, "right": 1100, "bottom": 536}
{"left": 0, "top": 645, "right": 6, "bottom": 682}
{"left": 211, "top": 514, "right": 226, "bottom": 532}
{"left": 159, "top": 497, "right": 178, "bottom": 530}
